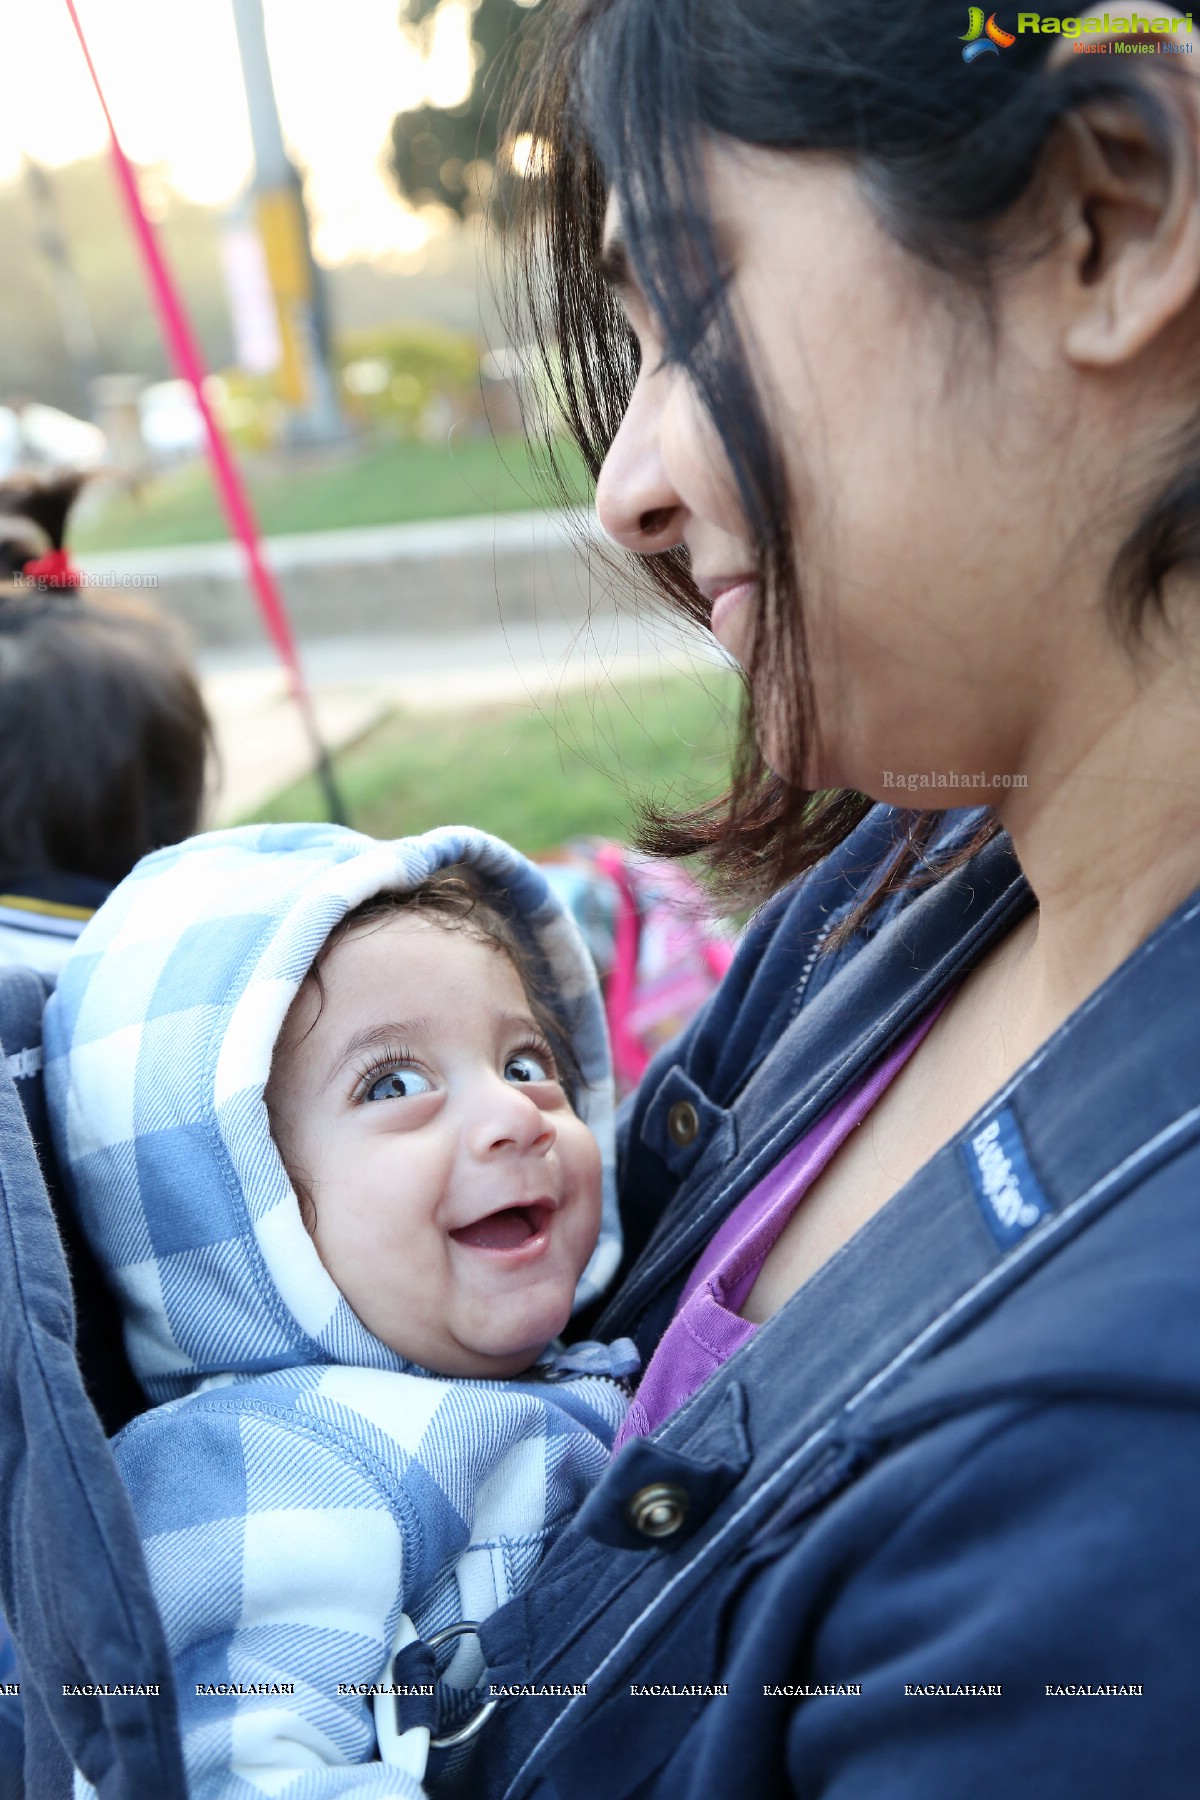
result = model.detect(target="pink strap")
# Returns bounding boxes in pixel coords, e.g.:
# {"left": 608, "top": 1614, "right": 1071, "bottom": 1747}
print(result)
{"left": 64, "top": 0, "right": 314, "bottom": 721}
{"left": 594, "top": 842, "right": 649, "bottom": 1088}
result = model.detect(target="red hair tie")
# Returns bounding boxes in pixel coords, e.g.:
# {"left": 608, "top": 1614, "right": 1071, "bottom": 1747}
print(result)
{"left": 22, "top": 549, "right": 83, "bottom": 590}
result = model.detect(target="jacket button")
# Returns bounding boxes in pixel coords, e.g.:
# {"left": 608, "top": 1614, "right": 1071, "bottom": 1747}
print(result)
{"left": 666, "top": 1101, "right": 700, "bottom": 1148}
{"left": 626, "top": 1482, "right": 690, "bottom": 1540}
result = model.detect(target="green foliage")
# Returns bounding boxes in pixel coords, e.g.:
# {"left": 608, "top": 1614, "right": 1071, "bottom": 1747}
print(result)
{"left": 211, "top": 370, "right": 286, "bottom": 452}
{"left": 389, "top": 0, "right": 544, "bottom": 219}
{"left": 391, "top": 101, "right": 493, "bottom": 221}
{"left": 336, "top": 321, "right": 480, "bottom": 435}
{"left": 245, "top": 669, "right": 739, "bottom": 853}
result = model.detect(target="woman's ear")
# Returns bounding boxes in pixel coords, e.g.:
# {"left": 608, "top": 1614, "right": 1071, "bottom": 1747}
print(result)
{"left": 1042, "top": 25, "right": 1200, "bottom": 368}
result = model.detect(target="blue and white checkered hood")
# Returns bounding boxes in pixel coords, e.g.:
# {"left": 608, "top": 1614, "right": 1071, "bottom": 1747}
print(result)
{"left": 43, "top": 823, "right": 622, "bottom": 1403}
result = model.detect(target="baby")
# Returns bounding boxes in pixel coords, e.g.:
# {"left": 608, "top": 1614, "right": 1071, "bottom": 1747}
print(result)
{"left": 44, "top": 823, "right": 636, "bottom": 1799}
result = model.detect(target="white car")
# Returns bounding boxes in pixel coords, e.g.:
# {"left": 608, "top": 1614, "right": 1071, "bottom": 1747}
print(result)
{"left": 138, "top": 379, "right": 206, "bottom": 461}
{"left": 8, "top": 404, "right": 108, "bottom": 472}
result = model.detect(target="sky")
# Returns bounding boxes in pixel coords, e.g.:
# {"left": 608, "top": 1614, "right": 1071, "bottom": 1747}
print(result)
{"left": 0, "top": 0, "right": 478, "bottom": 263}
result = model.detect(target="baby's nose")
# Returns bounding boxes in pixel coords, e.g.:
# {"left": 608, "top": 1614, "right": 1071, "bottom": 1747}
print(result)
{"left": 471, "top": 1080, "right": 556, "bottom": 1157}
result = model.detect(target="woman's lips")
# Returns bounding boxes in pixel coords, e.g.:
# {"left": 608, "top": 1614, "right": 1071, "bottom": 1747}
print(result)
{"left": 706, "top": 579, "right": 758, "bottom": 649}
{"left": 449, "top": 1203, "right": 553, "bottom": 1258}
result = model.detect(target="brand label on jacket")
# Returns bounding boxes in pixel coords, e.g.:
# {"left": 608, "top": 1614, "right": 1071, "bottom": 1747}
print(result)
{"left": 963, "top": 1107, "right": 1051, "bottom": 1247}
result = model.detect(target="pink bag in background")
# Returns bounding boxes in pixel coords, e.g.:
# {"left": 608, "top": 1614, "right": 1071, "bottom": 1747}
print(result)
{"left": 540, "top": 842, "right": 737, "bottom": 1096}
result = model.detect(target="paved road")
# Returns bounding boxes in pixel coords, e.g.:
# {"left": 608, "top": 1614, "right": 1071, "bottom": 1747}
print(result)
{"left": 200, "top": 612, "right": 730, "bottom": 823}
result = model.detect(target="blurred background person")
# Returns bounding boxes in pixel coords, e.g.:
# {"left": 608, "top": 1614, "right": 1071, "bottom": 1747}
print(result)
{"left": 0, "top": 471, "right": 211, "bottom": 975}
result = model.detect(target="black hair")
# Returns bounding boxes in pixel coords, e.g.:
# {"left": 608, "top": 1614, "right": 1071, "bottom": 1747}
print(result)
{"left": 316, "top": 866, "right": 583, "bottom": 1103}
{"left": 0, "top": 472, "right": 212, "bottom": 889}
{"left": 506, "top": 1, "right": 1199, "bottom": 911}
{"left": 0, "top": 470, "right": 82, "bottom": 577}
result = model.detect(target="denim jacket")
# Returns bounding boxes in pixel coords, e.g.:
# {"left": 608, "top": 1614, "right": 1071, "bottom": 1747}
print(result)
{"left": 472, "top": 805, "right": 1200, "bottom": 1799}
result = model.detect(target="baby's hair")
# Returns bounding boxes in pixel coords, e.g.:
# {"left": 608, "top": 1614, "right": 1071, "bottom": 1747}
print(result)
{"left": 318, "top": 865, "right": 582, "bottom": 1100}
{"left": 277, "top": 863, "right": 585, "bottom": 1234}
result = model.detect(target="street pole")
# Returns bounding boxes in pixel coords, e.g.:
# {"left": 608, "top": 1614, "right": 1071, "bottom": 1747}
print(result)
{"left": 230, "top": 0, "right": 344, "bottom": 444}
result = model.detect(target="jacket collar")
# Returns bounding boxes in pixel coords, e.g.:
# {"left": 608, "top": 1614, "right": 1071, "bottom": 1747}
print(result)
{"left": 608, "top": 830, "right": 1200, "bottom": 1384}
{"left": 605, "top": 832, "right": 1031, "bottom": 1332}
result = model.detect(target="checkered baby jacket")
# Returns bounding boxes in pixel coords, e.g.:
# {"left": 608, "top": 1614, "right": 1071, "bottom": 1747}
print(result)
{"left": 43, "top": 823, "right": 635, "bottom": 1798}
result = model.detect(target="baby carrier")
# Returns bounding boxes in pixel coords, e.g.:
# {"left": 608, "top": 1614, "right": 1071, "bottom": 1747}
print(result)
{"left": 0, "top": 841, "right": 732, "bottom": 1798}
{"left": 0, "top": 962, "right": 186, "bottom": 1798}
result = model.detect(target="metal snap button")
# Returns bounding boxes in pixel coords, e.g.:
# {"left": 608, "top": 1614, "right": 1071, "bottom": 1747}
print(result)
{"left": 667, "top": 1100, "right": 700, "bottom": 1148}
{"left": 626, "top": 1482, "right": 690, "bottom": 1540}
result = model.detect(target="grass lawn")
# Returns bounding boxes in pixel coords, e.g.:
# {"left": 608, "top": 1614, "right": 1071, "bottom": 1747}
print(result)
{"left": 247, "top": 667, "right": 741, "bottom": 855}
{"left": 74, "top": 434, "right": 590, "bottom": 553}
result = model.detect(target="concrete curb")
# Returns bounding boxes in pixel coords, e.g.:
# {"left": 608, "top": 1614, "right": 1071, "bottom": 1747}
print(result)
{"left": 77, "top": 509, "right": 625, "bottom": 649}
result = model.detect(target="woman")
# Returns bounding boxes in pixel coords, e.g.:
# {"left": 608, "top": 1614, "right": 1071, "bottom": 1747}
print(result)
{"left": 468, "top": 0, "right": 1200, "bottom": 1793}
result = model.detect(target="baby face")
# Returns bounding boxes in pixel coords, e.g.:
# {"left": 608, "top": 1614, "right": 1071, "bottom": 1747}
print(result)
{"left": 266, "top": 913, "right": 604, "bottom": 1378}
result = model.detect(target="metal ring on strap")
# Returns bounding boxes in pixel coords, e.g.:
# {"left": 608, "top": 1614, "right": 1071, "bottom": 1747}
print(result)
{"left": 424, "top": 1621, "right": 500, "bottom": 1749}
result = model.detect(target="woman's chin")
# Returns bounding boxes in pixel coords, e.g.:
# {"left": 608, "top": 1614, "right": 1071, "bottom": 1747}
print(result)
{"left": 759, "top": 738, "right": 829, "bottom": 791}
{"left": 752, "top": 719, "right": 802, "bottom": 784}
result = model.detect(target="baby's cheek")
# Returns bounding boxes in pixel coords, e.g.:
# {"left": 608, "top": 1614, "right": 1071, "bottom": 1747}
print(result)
{"left": 574, "top": 1132, "right": 605, "bottom": 1243}
{"left": 571, "top": 1115, "right": 602, "bottom": 1180}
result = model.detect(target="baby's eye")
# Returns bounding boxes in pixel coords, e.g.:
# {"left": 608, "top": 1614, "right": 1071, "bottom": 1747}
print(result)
{"left": 365, "top": 1067, "right": 432, "bottom": 1103}
{"left": 505, "top": 1052, "right": 551, "bottom": 1085}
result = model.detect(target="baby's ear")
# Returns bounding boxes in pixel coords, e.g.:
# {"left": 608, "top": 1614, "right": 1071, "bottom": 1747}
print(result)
{"left": 298, "top": 1193, "right": 318, "bottom": 1238}
{"left": 290, "top": 1167, "right": 318, "bottom": 1237}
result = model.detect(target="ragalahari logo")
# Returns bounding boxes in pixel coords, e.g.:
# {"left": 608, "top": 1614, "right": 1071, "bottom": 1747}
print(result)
{"left": 961, "top": 8, "right": 1017, "bottom": 57}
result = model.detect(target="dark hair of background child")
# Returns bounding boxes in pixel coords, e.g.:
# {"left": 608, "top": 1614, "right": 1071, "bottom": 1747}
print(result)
{"left": 0, "top": 472, "right": 213, "bottom": 891}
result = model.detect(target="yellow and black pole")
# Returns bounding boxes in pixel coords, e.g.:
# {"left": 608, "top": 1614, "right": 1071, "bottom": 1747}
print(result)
{"left": 230, "top": 0, "right": 344, "bottom": 443}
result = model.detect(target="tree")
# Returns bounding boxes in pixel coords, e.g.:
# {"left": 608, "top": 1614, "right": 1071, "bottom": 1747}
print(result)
{"left": 388, "top": 0, "right": 543, "bottom": 220}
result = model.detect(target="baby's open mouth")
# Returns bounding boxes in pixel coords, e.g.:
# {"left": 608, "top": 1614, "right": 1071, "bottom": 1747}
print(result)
{"left": 449, "top": 1204, "right": 551, "bottom": 1252}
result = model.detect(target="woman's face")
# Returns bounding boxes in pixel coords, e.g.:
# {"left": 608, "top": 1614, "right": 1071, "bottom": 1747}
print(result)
{"left": 595, "top": 143, "right": 1131, "bottom": 801}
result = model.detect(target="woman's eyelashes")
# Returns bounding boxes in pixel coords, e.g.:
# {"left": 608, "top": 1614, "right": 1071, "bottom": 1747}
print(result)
{"left": 632, "top": 273, "right": 730, "bottom": 377}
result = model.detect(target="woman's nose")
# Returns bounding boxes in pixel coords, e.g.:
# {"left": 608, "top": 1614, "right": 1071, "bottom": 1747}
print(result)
{"left": 468, "top": 1080, "right": 557, "bottom": 1159}
{"left": 595, "top": 369, "right": 686, "bottom": 556}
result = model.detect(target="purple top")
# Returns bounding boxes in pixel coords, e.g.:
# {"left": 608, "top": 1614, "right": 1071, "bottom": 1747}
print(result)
{"left": 613, "top": 991, "right": 954, "bottom": 1450}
